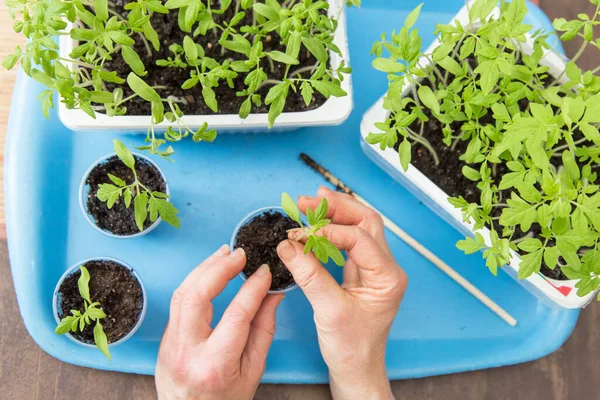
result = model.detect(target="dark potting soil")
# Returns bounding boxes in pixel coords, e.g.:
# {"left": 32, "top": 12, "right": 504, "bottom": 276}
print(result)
{"left": 101, "top": 0, "right": 328, "bottom": 116}
{"left": 86, "top": 155, "right": 167, "bottom": 235}
{"left": 57, "top": 260, "right": 144, "bottom": 344}
{"left": 234, "top": 211, "right": 297, "bottom": 291}
{"left": 401, "top": 71, "right": 572, "bottom": 281}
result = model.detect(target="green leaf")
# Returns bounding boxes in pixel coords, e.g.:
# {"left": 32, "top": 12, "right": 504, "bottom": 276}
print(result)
{"left": 148, "top": 197, "right": 180, "bottom": 227}
{"left": 300, "top": 81, "right": 314, "bottom": 106}
{"left": 268, "top": 51, "right": 299, "bottom": 65}
{"left": 94, "top": 0, "right": 109, "bottom": 21}
{"left": 437, "top": 56, "right": 464, "bottom": 76}
{"left": 97, "top": 184, "right": 122, "bottom": 208}
{"left": 562, "top": 150, "right": 581, "bottom": 181}
{"left": 90, "top": 91, "right": 114, "bottom": 103}
{"left": 417, "top": 85, "right": 439, "bottom": 114}
{"left": 281, "top": 192, "right": 302, "bottom": 226}
{"left": 93, "top": 322, "right": 111, "bottom": 361}
{"left": 113, "top": 139, "right": 135, "bottom": 169}
{"left": 543, "top": 247, "right": 561, "bottom": 270}
{"left": 268, "top": 95, "right": 285, "bottom": 128}
{"left": 123, "top": 188, "right": 132, "bottom": 208}
{"left": 121, "top": 47, "right": 147, "bottom": 76}
{"left": 399, "top": 139, "right": 411, "bottom": 172}
{"left": 98, "top": 70, "right": 125, "bottom": 84}
{"left": 314, "top": 198, "right": 328, "bottom": 222}
{"left": 518, "top": 249, "right": 543, "bottom": 279}
{"left": 404, "top": 3, "right": 422, "bottom": 29}
{"left": 201, "top": 85, "right": 218, "bottom": 112}
{"left": 517, "top": 238, "right": 542, "bottom": 253}
{"left": 372, "top": 58, "right": 405, "bottom": 73}
{"left": 311, "top": 80, "right": 347, "bottom": 98}
{"left": 55, "top": 316, "right": 76, "bottom": 335}
{"left": 457, "top": 235, "right": 485, "bottom": 254}
{"left": 108, "top": 174, "right": 127, "bottom": 187}
{"left": 500, "top": 193, "right": 537, "bottom": 232}
{"left": 134, "top": 193, "right": 149, "bottom": 231}
{"left": 253, "top": 3, "right": 280, "bottom": 20}
{"left": 462, "top": 166, "right": 481, "bottom": 181}
{"left": 183, "top": 35, "right": 198, "bottom": 60}
{"left": 322, "top": 238, "right": 345, "bottom": 266}
{"left": 77, "top": 266, "right": 91, "bottom": 303}
{"left": 301, "top": 36, "right": 328, "bottom": 63}
{"left": 127, "top": 73, "right": 161, "bottom": 102}
{"left": 107, "top": 31, "right": 135, "bottom": 46}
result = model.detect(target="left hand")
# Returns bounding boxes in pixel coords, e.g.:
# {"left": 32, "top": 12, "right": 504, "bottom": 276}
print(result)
{"left": 155, "top": 245, "right": 284, "bottom": 400}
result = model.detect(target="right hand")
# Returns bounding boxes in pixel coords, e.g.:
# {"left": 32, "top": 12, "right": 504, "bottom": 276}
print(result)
{"left": 276, "top": 187, "right": 408, "bottom": 400}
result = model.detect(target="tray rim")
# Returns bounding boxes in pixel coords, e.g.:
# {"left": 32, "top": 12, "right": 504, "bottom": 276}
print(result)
{"left": 4, "top": 1, "right": 582, "bottom": 382}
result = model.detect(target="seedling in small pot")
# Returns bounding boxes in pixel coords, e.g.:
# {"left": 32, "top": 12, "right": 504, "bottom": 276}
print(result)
{"left": 54, "top": 259, "right": 146, "bottom": 360}
{"left": 281, "top": 192, "right": 344, "bottom": 266}
{"left": 96, "top": 139, "right": 179, "bottom": 232}
{"left": 233, "top": 207, "right": 298, "bottom": 292}
{"left": 55, "top": 266, "right": 111, "bottom": 360}
{"left": 368, "top": 0, "right": 600, "bottom": 299}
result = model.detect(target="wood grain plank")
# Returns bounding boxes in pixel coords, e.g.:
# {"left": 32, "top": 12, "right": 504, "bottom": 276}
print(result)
{"left": 0, "top": 6, "right": 23, "bottom": 238}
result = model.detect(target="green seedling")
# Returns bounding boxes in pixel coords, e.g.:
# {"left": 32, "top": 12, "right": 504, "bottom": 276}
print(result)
{"left": 97, "top": 139, "right": 180, "bottom": 231}
{"left": 281, "top": 192, "right": 345, "bottom": 266}
{"left": 55, "top": 266, "right": 111, "bottom": 361}
{"left": 369, "top": 0, "right": 600, "bottom": 299}
{"left": 3, "top": 0, "right": 358, "bottom": 159}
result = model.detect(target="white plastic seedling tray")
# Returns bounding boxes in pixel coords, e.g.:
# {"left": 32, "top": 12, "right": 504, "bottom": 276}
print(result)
{"left": 58, "top": 0, "right": 353, "bottom": 132}
{"left": 360, "top": 4, "right": 595, "bottom": 309}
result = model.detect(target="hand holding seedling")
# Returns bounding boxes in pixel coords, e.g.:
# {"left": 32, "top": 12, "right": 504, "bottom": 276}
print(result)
{"left": 97, "top": 139, "right": 180, "bottom": 231}
{"left": 277, "top": 187, "right": 407, "bottom": 399}
{"left": 155, "top": 245, "right": 284, "bottom": 400}
{"left": 55, "top": 266, "right": 111, "bottom": 360}
{"left": 281, "top": 192, "right": 345, "bottom": 266}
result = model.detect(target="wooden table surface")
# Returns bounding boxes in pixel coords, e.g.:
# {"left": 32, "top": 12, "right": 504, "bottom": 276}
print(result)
{"left": 1, "top": 1, "right": 599, "bottom": 399}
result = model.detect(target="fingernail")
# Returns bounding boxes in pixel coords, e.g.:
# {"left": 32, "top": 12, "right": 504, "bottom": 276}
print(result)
{"left": 277, "top": 240, "right": 296, "bottom": 261}
{"left": 216, "top": 244, "right": 230, "bottom": 256}
{"left": 288, "top": 229, "right": 302, "bottom": 240}
{"left": 255, "top": 264, "right": 270, "bottom": 276}
{"left": 230, "top": 247, "right": 245, "bottom": 259}
{"left": 298, "top": 195, "right": 313, "bottom": 201}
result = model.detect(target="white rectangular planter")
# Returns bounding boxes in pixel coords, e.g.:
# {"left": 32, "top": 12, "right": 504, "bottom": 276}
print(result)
{"left": 58, "top": 0, "right": 353, "bottom": 133}
{"left": 360, "top": 4, "right": 595, "bottom": 309}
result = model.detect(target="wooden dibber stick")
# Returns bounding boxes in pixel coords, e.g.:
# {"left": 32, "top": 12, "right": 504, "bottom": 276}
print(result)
{"left": 299, "top": 153, "right": 517, "bottom": 327}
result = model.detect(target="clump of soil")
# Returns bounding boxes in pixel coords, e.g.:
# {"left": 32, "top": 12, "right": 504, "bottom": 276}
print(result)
{"left": 401, "top": 65, "right": 577, "bottom": 281}
{"left": 57, "top": 260, "right": 144, "bottom": 344}
{"left": 234, "top": 211, "right": 297, "bottom": 291}
{"left": 101, "top": 0, "right": 329, "bottom": 116}
{"left": 85, "top": 155, "right": 167, "bottom": 236}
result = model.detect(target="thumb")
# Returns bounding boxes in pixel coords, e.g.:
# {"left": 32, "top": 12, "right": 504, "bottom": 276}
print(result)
{"left": 277, "top": 240, "right": 345, "bottom": 309}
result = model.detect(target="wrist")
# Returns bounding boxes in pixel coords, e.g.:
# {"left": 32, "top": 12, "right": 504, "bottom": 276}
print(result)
{"left": 328, "top": 359, "right": 392, "bottom": 400}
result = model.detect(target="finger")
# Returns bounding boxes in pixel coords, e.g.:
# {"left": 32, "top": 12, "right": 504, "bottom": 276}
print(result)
{"left": 288, "top": 229, "right": 360, "bottom": 288}
{"left": 242, "top": 294, "right": 285, "bottom": 373}
{"left": 298, "top": 186, "right": 391, "bottom": 256}
{"left": 174, "top": 246, "right": 247, "bottom": 344}
{"left": 311, "top": 224, "right": 400, "bottom": 290}
{"left": 167, "top": 244, "right": 230, "bottom": 335}
{"left": 277, "top": 240, "right": 346, "bottom": 309}
{"left": 208, "top": 264, "right": 273, "bottom": 360}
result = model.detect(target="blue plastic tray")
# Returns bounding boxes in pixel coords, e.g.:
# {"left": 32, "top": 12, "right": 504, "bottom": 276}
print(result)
{"left": 6, "top": 0, "right": 580, "bottom": 383}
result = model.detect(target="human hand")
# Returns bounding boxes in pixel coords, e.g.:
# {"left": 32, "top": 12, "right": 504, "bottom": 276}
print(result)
{"left": 155, "top": 246, "right": 284, "bottom": 400}
{"left": 277, "top": 187, "right": 407, "bottom": 400}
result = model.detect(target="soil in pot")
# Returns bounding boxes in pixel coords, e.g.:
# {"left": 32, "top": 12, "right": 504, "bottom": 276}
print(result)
{"left": 397, "top": 56, "right": 580, "bottom": 281}
{"left": 234, "top": 211, "right": 297, "bottom": 291}
{"left": 102, "top": 0, "right": 331, "bottom": 116}
{"left": 57, "top": 260, "right": 144, "bottom": 344}
{"left": 86, "top": 155, "right": 167, "bottom": 236}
